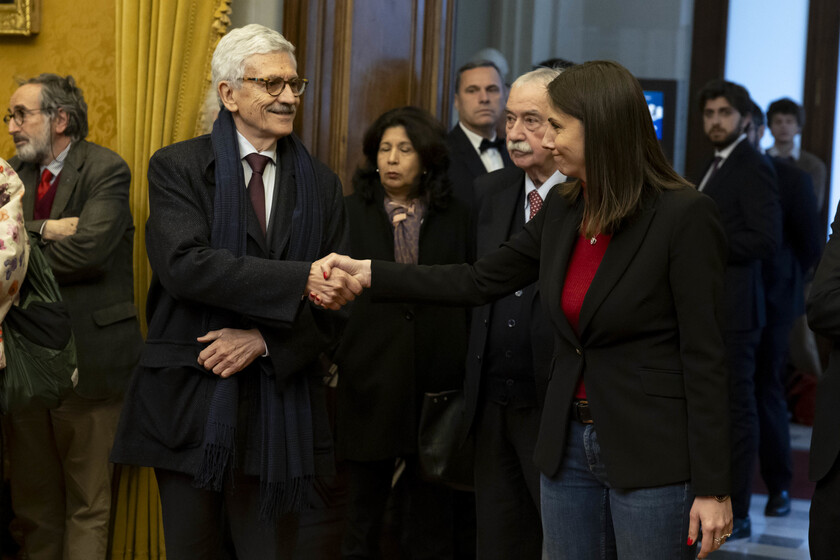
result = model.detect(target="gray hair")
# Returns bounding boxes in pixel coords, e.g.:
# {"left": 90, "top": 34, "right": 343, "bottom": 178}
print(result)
{"left": 211, "top": 24, "right": 296, "bottom": 93}
{"left": 19, "top": 74, "right": 88, "bottom": 141}
{"left": 511, "top": 67, "right": 562, "bottom": 91}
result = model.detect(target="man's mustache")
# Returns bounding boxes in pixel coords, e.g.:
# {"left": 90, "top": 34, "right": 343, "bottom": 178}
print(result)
{"left": 268, "top": 103, "right": 296, "bottom": 115}
{"left": 507, "top": 140, "right": 532, "bottom": 154}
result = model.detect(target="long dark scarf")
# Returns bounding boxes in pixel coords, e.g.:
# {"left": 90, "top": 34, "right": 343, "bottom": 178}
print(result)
{"left": 195, "top": 108, "right": 321, "bottom": 519}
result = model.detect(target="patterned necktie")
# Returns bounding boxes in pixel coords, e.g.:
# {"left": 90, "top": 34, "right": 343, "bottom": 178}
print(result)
{"left": 528, "top": 189, "right": 543, "bottom": 221}
{"left": 244, "top": 153, "right": 271, "bottom": 235}
{"left": 37, "top": 168, "right": 54, "bottom": 201}
{"left": 708, "top": 156, "right": 723, "bottom": 180}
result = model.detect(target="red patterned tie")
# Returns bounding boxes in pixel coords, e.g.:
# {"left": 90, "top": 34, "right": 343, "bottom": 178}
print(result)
{"left": 244, "top": 153, "right": 271, "bottom": 234}
{"left": 528, "top": 189, "right": 543, "bottom": 221}
{"left": 37, "top": 168, "right": 53, "bottom": 201}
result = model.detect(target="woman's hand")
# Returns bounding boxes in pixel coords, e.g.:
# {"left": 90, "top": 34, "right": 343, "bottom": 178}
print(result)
{"left": 688, "top": 495, "right": 733, "bottom": 558}
{"left": 307, "top": 253, "right": 371, "bottom": 308}
{"left": 197, "top": 328, "right": 266, "bottom": 377}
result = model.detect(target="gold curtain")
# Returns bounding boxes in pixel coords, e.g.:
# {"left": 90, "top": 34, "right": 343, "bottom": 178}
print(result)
{"left": 111, "top": 1, "right": 231, "bottom": 558}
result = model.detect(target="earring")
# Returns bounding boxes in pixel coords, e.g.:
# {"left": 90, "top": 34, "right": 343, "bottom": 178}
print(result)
{"left": 376, "top": 168, "right": 380, "bottom": 172}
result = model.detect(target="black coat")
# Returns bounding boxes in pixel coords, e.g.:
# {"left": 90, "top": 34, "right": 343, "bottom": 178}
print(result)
{"left": 446, "top": 125, "right": 512, "bottom": 210}
{"left": 111, "top": 134, "right": 348, "bottom": 476}
{"left": 334, "top": 189, "right": 472, "bottom": 461}
{"left": 694, "top": 140, "right": 781, "bottom": 331}
{"left": 369, "top": 185, "right": 731, "bottom": 495}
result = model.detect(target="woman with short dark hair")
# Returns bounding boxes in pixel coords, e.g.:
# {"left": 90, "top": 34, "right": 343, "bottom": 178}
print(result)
{"left": 318, "top": 61, "right": 733, "bottom": 559}
{"left": 335, "top": 106, "right": 472, "bottom": 558}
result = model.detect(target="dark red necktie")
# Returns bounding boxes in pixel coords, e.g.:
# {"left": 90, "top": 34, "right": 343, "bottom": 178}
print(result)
{"left": 528, "top": 189, "right": 543, "bottom": 221}
{"left": 37, "top": 168, "right": 54, "bottom": 201}
{"left": 244, "top": 153, "right": 271, "bottom": 234}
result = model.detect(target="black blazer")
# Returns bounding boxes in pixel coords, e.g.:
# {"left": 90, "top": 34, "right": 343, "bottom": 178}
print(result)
{"left": 334, "top": 189, "right": 471, "bottom": 461}
{"left": 806, "top": 206, "right": 840, "bottom": 481}
{"left": 369, "top": 185, "right": 730, "bottom": 495}
{"left": 460, "top": 167, "right": 553, "bottom": 441}
{"left": 762, "top": 156, "right": 820, "bottom": 325}
{"left": 111, "top": 134, "right": 347, "bottom": 476}
{"left": 12, "top": 141, "right": 143, "bottom": 398}
{"left": 446, "top": 124, "right": 512, "bottom": 209}
{"left": 694, "top": 140, "right": 781, "bottom": 331}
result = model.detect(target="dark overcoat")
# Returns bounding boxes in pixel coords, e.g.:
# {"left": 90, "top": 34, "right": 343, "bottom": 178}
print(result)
{"left": 334, "top": 188, "right": 471, "bottom": 461}
{"left": 111, "top": 134, "right": 347, "bottom": 477}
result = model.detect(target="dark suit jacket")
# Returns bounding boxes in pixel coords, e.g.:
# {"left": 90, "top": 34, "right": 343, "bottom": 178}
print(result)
{"left": 12, "top": 140, "right": 143, "bottom": 398}
{"left": 807, "top": 206, "right": 840, "bottom": 481}
{"left": 695, "top": 139, "right": 781, "bottom": 331}
{"left": 111, "top": 134, "right": 347, "bottom": 476}
{"left": 446, "top": 124, "right": 512, "bottom": 209}
{"left": 460, "top": 167, "right": 553, "bottom": 441}
{"left": 334, "top": 189, "right": 471, "bottom": 461}
{"left": 369, "top": 185, "right": 730, "bottom": 494}
{"left": 762, "top": 156, "right": 820, "bottom": 325}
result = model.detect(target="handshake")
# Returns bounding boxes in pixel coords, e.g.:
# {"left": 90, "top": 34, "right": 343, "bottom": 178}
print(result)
{"left": 305, "top": 253, "right": 372, "bottom": 310}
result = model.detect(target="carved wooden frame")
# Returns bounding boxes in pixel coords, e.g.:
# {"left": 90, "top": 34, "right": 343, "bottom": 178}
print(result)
{"left": 0, "top": 0, "right": 39, "bottom": 36}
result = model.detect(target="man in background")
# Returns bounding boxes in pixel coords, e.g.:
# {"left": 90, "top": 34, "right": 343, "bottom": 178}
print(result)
{"left": 447, "top": 60, "right": 513, "bottom": 208}
{"left": 695, "top": 79, "right": 781, "bottom": 540}
{"left": 767, "top": 97, "right": 827, "bottom": 215}
{"left": 747, "top": 100, "right": 820, "bottom": 518}
{"left": 6, "top": 73, "right": 143, "bottom": 560}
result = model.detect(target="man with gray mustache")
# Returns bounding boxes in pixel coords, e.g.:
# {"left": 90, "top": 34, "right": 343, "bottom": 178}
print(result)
{"left": 465, "top": 67, "right": 567, "bottom": 559}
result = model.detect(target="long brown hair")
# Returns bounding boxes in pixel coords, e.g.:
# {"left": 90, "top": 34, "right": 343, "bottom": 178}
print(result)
{"left": 546, "top": 61, "right": 690, "bottom": 237}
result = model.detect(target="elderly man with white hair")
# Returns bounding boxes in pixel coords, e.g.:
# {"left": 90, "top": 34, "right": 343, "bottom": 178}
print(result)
{"left": 111, "top": 24, "right": 361, "bottom": 559}
{"left": 464, "top": 67, "right": 566, "bottom": 559}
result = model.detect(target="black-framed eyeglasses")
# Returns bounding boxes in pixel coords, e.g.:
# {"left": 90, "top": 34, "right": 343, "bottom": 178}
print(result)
{"left": 243, "top": 76, "right": 308, "bottom": 97}
{"left": 3, "top": 107, "right": 45, "bottom": 126}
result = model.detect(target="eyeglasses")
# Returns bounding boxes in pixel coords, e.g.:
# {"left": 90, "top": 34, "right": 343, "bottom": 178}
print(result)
{"left": 243, "top": 76, "right": 308, "bottom": 97}
{"left": 3, "top": 107, "right": 44, "bottom": 126}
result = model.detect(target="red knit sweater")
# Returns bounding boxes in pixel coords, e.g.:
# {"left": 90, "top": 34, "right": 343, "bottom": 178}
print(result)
{"left": 561, "top": 232, "right": 612, "bottom": 399}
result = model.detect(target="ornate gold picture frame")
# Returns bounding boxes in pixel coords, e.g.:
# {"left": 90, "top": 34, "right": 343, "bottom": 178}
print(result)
{"left": 0, "top": 0, "right": 39, "bottom": 36}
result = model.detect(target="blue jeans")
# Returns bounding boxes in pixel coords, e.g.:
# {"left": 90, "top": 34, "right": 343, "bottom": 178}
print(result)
{"left": 541, "top": 421, "right": 696, "bottom": 560}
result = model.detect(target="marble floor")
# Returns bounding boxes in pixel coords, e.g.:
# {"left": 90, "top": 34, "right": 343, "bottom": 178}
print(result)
{"left": 709, "top": 423, "right": 812, "bottom": 559}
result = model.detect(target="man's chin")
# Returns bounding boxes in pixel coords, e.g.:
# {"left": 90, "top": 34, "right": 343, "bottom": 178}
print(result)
{"left": 15, "top": 145, "right": 40, "bottom": 163}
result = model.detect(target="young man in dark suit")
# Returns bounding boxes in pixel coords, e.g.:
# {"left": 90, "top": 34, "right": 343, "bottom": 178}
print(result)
{"left": 746, "top": 100, "right": 820, "bottom": 518}
{"left": 447, "top": 60, "right": 513, "bottom": 209}
{"left": 466, "top": 67, "right": 566, "bottom": 559}
{"left": 6, "top": 73, "right": 143, "bottom": 560}
{"left": 695, "top": 79, "right": 781, "bottom": 540}
{"left": 110, "top": 25, "right": 361, "bottom": 559}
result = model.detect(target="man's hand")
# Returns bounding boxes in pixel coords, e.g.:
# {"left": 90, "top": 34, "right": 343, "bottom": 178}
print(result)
{"left": 305, "top": 256, "right": 364, "bottom": 310}
{"left": 42, "top": 217, "right": 79, "bottom": 241}
{"left": 197, "top": 328, "right": 266, "bottom": 378}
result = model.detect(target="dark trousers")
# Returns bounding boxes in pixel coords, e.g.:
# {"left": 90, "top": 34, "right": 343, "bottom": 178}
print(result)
{"left": 155, "top": 468, "right": 299, "bottom": 560}
{"left": 474, "top": 399, "right": 542, "bottom": 559}
{"left": 810, "top": 453, "right": 840, "bottom": 558}
{"left": 341, "top": 458, "right": 461, "bottom": 559}
{"left": 755, "top": 322, "right": 794, "bottom": 493}
{"left": 725, "top": 327, "right": 762, "bottom": 519}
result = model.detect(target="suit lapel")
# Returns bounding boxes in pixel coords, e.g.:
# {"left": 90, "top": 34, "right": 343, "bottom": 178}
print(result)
{"left": 477, "top": 178, "right": 522, "bottom": 256}
{"left": 543, "top": 196, "right": 583, "bottom": 346}
{"left": 15, "top": 162, "right": 38, "bottom": 220}
{"left": 51, "top": 143, "right": 83, "bottom": 219}
{"left": 266, "top": 146, "right": 296, "bottom": 258}
{"left": 452, "top": 126, "right": 488, "bottom": 179}
{"left": 576, "top": 204, "right": 656, "bottom": 338}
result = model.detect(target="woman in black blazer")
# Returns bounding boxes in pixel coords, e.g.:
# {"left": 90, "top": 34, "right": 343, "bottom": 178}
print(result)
{"left": 317, "top": 62, "right": 733, "bottom": 559}
{"left": 334, "top": 106, "right": 472, "bottom": 558}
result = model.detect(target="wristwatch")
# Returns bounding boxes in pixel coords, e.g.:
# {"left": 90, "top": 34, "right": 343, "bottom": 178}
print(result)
{"left": 714, "top": 495, "right": 730, "bottom": 503}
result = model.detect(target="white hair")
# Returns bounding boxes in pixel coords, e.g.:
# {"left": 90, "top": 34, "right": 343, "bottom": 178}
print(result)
{"left": 211, "top": 24, "right": 296, "bottom": 92}
{"left": 511, "top": 67, "right": 562, "bottom": 91}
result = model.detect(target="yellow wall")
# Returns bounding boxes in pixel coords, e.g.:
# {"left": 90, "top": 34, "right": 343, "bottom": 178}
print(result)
{"left": 0, "top": 0, "right": 118, "bottom": 159}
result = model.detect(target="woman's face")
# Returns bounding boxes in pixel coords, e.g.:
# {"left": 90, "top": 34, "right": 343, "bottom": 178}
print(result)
{"left": 377, "top": 125, "right": 423, "bottom": 199}
{"left": 541, "top": 103, "right": 586, "bottom": 183}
